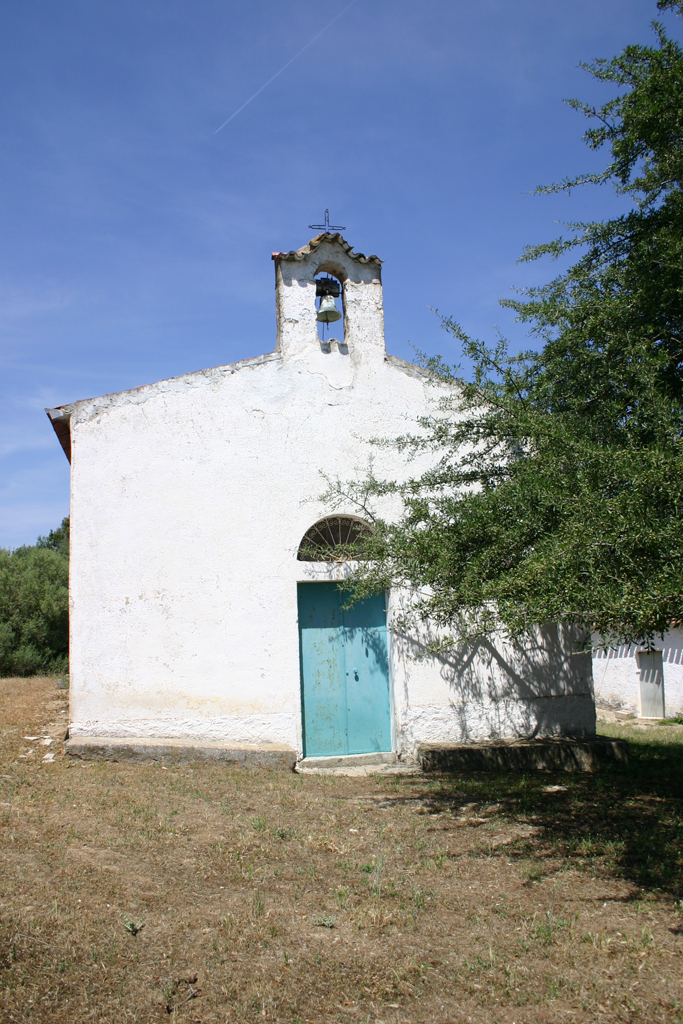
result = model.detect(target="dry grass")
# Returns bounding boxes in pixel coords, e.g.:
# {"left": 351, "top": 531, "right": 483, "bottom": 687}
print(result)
{"left": 1, "top": 677, "right": 682, "bottom": 1023}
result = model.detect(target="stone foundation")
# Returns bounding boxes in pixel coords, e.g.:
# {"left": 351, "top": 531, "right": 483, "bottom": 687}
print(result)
{"left": 66, "top": 736, "right": 297, "bottom": 770}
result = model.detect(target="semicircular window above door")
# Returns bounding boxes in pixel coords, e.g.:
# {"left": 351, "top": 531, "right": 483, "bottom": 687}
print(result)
{"left": 297, "top": 515, "right": 373, "bottom": 562}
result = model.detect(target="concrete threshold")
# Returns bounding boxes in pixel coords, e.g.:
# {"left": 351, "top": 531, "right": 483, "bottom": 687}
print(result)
{"left": 66, "top": 736, "right": 297, "bottom": 770}
{"left": 418, "top": 737, "right": 629, "bottom": 773}
{"left": 298, "top": 751, "right": 396, "bottom": 771}
{"left": 295, "top": 751, "right": 419, "bottom": 775}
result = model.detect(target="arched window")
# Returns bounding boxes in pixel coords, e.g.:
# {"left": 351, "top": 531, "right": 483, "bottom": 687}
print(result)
{"left": 297, "top": 515, "right": 373, "bottom": 562}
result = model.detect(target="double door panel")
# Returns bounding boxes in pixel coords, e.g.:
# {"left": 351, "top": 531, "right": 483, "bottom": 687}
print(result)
{"left": 298, "top": 582, "right": 391, "bottom": 757}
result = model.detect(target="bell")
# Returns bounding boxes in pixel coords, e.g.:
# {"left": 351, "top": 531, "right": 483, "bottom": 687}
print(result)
{"left": 317, "top": 294, "right": 342, "bottom": 323}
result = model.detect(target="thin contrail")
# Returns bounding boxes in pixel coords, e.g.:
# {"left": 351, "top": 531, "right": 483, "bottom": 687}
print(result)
{"left": 214, "top": 0, "right": 359, "bottom": 134}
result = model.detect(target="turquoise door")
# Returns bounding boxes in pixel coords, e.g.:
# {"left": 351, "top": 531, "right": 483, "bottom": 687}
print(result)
{"left": 298, "top": 582, "right": 391, "bottom": 757}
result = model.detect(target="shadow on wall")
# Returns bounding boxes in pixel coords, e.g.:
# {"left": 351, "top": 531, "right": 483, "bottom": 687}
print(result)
{"left": 595, "top": 640, "right": 683, "bottom": 667}
{"left": 393, "top": 618, "right": 595, "bottom": 744}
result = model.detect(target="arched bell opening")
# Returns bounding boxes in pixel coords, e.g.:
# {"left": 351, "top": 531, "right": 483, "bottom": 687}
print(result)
{"left": 314, "top": 271, "right": 346, "bottom": 351}
{"left": 297, "top": 515, "right": 373, "bottom": 562}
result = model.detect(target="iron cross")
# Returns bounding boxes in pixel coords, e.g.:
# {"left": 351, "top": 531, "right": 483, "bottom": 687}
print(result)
{"left": 308, "top": 209, "right": 346, "bottom": 233}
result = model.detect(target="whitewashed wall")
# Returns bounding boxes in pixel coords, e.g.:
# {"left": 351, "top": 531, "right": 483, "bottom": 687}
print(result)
{"left": 592, "top": 631, "right": 683, "bottom": 717}
{"left": 56, "top": 235, "right": 595, "bottom": 757}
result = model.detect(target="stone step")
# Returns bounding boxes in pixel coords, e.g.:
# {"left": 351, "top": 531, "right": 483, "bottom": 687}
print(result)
{"left": 66, "top": 736, "right": 296, "bottom": 770}
{"left": 298, "top": 751, "right": 396, "bottom": 771}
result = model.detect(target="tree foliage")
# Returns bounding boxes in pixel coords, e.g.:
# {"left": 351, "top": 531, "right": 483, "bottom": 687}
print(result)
{"left": 0, "top": 518, "right": 69, "bottom": 676}
{"left": 36, "top": 516, "right": 70, "bottom": 560}
{"left": 330, "top": 2, "right": 683, "bottom": 651}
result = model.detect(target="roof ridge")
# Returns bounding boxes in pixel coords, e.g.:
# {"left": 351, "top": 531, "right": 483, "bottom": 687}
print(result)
{"left": 272, "top": 233, "right": 382, "bottom": 265}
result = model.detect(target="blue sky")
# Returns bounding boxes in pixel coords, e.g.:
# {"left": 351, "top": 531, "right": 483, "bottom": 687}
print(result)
{"left": 0, "top": 0, "right": 679, "bottom": 547}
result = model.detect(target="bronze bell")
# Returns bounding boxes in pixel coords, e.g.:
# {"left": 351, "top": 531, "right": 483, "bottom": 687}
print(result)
{"left": 317, "top": 294, "right": 342, "bottom": 323}
{"left": 316, "top": 276, "right": 342, "bottom": 323}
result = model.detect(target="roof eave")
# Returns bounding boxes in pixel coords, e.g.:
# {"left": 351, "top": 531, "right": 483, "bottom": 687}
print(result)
{"left": 46, "top": 407, "right": 72, "bottom": 464}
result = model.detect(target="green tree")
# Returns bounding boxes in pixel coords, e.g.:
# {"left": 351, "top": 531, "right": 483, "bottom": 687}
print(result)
{"left": 332, "top": 1, "right": 683, "bottom": 652}
{"left": 0, "top": 518, "right": 69, "bottom": 676}
{"left": 36, "top": 516, "right": 70, "bottom": 560}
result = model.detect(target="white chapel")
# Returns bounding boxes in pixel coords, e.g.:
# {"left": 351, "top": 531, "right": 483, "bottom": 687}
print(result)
{"left": 47, "top": 232, "right": 596, "bottom": 766}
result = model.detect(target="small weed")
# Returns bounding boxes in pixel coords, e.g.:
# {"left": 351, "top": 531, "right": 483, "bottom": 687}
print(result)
{"left": 121, "top": 913, "right": 144, "bottom": 937}
{"left": 582, "top": 930, "right": 607, "bottom": 949}
{"left": 465, "top": 952, "right": 494, "bottom": 972}
{"left": 370, "top": 854, "right": 385, "bottom": 896}
{"left": 252, "top": 817, "right": 267, "bottom": 832}
{"left": 312, "top": 915, "right": 336, "bottom": 929}
{"left": 335, "top": 886, "right": 350, "bottom": 910}
{"left": 531, "top": 909, "right": 568, "bottom": 945}
{"left": 412, "top": 889, "right": 426, "bottom": 911}
{"left": 253, "top": 892, "right": 265, "bottom": 918}
{"left": 547, "top": 977, "right": 562, "bottom": 999}
{"left": 522, "top": 860, "right": 545, "bottom": 882}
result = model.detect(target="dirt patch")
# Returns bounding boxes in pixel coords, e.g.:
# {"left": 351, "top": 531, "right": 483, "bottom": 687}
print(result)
{"left": 1, "top": 677, "right": 682, "bottom": 1022}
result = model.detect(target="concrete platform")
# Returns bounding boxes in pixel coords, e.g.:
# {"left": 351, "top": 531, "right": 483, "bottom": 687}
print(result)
{"left": 418, "top": 737, "right": 629, "bottom": 773}
{"left": 66, "top": 736, "right": 297, "bottom": 770}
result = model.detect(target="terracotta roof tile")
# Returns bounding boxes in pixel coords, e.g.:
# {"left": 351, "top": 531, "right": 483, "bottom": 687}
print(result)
{"left": 271, "top": 233, "right": 382, "bottom": 266}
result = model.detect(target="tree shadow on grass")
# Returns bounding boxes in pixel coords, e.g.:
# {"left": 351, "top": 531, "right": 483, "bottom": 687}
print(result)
{"left": 416, "top": 734, "right": 683, "bottom": 898}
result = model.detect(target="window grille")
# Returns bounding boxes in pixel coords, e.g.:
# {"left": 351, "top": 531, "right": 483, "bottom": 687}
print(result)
{"left": 297, "top": 516, "right": 372, "bottom": 562}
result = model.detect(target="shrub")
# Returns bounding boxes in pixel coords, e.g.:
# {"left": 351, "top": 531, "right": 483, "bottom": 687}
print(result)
{"left": 0, "top": 518, "right": 69, "bottom": 676}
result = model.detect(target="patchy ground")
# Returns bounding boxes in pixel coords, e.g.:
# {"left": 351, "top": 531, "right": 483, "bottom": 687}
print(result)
{"left": 1, "top": 677, "right": 682, "bottom": 1024}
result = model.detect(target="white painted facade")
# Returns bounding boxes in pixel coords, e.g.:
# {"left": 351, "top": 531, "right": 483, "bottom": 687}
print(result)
{"left": 592, "top": 631, "right": 683, "bottom": 718}
{"left": 48, "top": 234, "right": 596, "bottom": 759}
